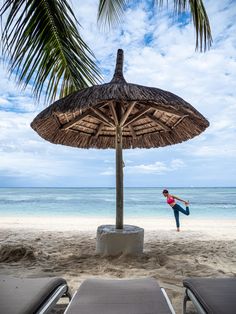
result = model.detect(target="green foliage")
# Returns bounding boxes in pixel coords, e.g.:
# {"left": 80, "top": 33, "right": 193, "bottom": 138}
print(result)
{"left": 0, "top": 0, "right": 101, "bottom": 103}
{"left": 98, "top": 0, "right": 212, "bottom": 51}
{"left": 0, "top": 0, "right": 212, "bottom": 105}
{"left": 98, "top": 0, "right": 128, "bottom": 29}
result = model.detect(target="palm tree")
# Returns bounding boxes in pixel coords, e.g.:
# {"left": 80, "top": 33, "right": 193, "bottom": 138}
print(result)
{"left": 0, "top": 0, "right": 212, "bottom": 104}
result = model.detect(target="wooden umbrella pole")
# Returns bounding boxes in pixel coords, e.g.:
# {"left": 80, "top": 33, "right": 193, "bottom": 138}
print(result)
{"left": 115, "top": 124, "right": 123, "bottom": 229}
{"left": 113, "top": 50, "right": 125, "bottom": 229}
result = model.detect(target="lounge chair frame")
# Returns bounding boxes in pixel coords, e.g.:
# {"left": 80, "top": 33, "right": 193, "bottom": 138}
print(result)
{"left": 0, "top": 276, "right": 72, "bottom": 314}
{"left": 161, "top": 288, "right": 176, "bottom": 314}
{"left": 183, "top": 288, "right": 206, "bottom": 314}
{"left": 37, "top": 284, "right": 72, "bottom": 314}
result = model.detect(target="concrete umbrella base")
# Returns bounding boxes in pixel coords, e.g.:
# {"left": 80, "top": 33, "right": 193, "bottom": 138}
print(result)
{"left": 96, "top": 225, "right": 144, "bottom": 256}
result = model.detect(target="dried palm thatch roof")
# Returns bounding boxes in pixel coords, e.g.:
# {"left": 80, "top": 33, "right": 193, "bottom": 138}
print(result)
{"left": 31, "top": 49, "right": 209, "bottom": 149}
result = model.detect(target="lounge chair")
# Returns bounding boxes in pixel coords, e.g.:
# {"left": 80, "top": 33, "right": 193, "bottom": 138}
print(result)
{"left": 183, "top": 277, "right": 236, "bottom": 314}
{"left": 0, "top": 275, "right": 71, "bottom": 314}
{"left": 64, "top": 277, "right": 176, "bottom": 314}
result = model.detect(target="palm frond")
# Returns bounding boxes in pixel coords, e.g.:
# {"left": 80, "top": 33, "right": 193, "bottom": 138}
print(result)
{"left": 188, "top": 0, "right": 212, "bottom": 51}
{"left": 0, "top": 0, "right": 102, "bottom": 103}
{"left": 156, "top": 0, "right": 212, "bottom": 51}
{"left": 98, "top": 0, "right": 128, "bottom": 29}
{"left": 98, "top": 0, "right": 212, "bottom": 51}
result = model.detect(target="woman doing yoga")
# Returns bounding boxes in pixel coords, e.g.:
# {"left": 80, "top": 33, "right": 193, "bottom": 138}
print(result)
{"left": 162, "top": 189, "right": 190, "bottom": 232}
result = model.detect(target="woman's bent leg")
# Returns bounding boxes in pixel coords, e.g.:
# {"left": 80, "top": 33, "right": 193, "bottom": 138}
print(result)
{"left": 174, "top": 204, "right": 190, "bottom": 215}
{"left": 185, "top": 206, "right": 190, "bottom": 215}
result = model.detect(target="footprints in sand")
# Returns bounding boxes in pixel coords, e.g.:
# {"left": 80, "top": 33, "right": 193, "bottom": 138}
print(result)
{"left": 0, "top": 229, "right": 236, "bottom": 314}
{"left": 0, "top": 244, "right": 36, "bottom": 263}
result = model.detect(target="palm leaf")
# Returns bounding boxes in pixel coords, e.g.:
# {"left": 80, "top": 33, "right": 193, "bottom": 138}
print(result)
{"left": 98, "top": 0, "right": 127, "bottom": 29}
{"left": 187, "top": 0, "right": 212, "bottom": 51}
{"left": 0, "top": 0, "right": 102, "bottom": 103}
{"left": 97, "top": 0, "right": 212, "bottom": 51}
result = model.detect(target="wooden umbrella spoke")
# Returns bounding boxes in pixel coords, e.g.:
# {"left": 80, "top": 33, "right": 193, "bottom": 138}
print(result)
{"left": 120, "top": 102, "right": 126, "bottom": 115}
{"left": 123, "top": 107, "right": 151, "bottom": 128}
{"left": 60, "top": 109, "right": 92, "bottom": 130}
{"left": 172, "top": 115, "right": 189, "bottom": 128}
{"left": 95, "top": 123, "right": 104, "bottom": 138}
{"left": 148, "top": 103, "right": 184, "bottom": 117}
{"left": 128, "top": 124, "right": 137, "bottom": 139}
{"left": 120, "top": 101, "right": 136, "bottom": 126}
{"left": 53, "top": 113, "right": 62, "bottom": 128}
{"left": 146, "top": 113, "right": 172, "bottom": 132}
{"left": 91, "top": 107, "right": 115, "bottom": 127}
{"left": 109, "top": 102, "right": 118, "bottom": 125}
{"left": 89, "top": 112, "right": 113, "bottom": 127}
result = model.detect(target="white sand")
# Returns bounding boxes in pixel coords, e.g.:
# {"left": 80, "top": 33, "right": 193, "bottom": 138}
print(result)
{"left": 1, "top": 216, "right": 236, "bottom": 239}
{"left": 0, "top": 216, "right": 236, "bottom": 314}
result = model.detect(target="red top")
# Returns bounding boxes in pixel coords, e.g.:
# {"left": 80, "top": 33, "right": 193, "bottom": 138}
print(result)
{"left": 167, "top": 196, "right": 175, "bottom": 204}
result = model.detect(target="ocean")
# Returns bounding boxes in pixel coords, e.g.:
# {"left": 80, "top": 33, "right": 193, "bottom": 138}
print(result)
{"left": 0, "top": 187, "right": 235, "bottom": 219}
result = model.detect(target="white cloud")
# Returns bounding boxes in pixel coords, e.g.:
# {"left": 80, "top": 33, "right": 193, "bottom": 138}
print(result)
{"left": 100, "top": 159, "right": 185, "bottom": 176}
{"left": 100, "top": 167, "right": 115, "bottom": 176}
{"left": 0, "top": 0, "right": 236, "bottom": 186}
{"left": 191, "top": 145, "right": 236, "bottom": 158}
{"left": 182, "top": 103, "right": 236, "bottom": 158}
{"left": 128, "top": 161, "right": 167, "bottom": 174}
{"left": 126, "top": 159, "right": 185, "bottom": 174}
{"left": 0, "top": 111, "right": 112, "bottom": 185}
{"left": 0, "top": 97, "right": 9, "bottom": 105}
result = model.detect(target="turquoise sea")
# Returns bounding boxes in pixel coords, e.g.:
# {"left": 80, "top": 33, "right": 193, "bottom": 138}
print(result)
{"left": 0, "top": 188, "right": 236, "bottom": 219}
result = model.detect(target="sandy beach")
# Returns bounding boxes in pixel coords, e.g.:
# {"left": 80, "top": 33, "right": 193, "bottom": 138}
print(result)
{"left": 0, "top": 0, "right": 235, "bottom": 312}
{"left": 0, "top": 217, "right": 236, "bottom": 313}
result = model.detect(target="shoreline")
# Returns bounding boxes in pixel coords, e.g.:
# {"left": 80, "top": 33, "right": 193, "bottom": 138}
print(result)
{"left": 1, "top": 214, "right": 234, "bottom": 220}
{"left": 0, "top": 216, "right": 236, "bottom": 240}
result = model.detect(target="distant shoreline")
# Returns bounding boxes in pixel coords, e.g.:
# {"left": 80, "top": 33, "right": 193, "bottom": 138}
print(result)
{"left": 1, "top": 216, "right": 236, "bottom": 241}
{"left": 1, "top": 186, "right": 236, "bottom": 189}
{"left": 0, "top": 214, "right": 235, "bottom": 220}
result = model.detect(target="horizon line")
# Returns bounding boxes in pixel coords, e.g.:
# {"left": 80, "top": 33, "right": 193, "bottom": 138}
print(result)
{"left": 0, "top": 186, "right": 236, "bottom": 189}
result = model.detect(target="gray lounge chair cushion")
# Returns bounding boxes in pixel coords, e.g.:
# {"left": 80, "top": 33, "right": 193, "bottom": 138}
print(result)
{"left": 66, "top": 278, "right": 173, "bottom": 314}
{"left": 0, "top": 275, "right": 67, "bottom": 314}
{"left": 183, "top": 277, "right": 236, "bottom": 314}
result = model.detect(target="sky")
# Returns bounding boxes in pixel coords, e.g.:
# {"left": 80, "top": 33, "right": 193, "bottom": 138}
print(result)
{"left": 0, "top": 0, "right": 236, "bottom": 187}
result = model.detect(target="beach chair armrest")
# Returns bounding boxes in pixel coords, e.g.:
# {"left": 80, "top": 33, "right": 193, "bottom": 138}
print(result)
{"left": 183, "top": 288, "right": 206, "bottom": 314}
{"left": 37, "top": 284, "right": 70, "bottom": 314}
{"left": 161, "top": 288, "right": 176, "bottom": 314}
{"left": 64, "top": 291, "right": 77, "bottom": 314}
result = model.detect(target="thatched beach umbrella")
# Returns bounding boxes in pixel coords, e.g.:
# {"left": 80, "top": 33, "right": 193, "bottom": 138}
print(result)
{"left": 31, "top": 49, "right": 209, "bottom": 230}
